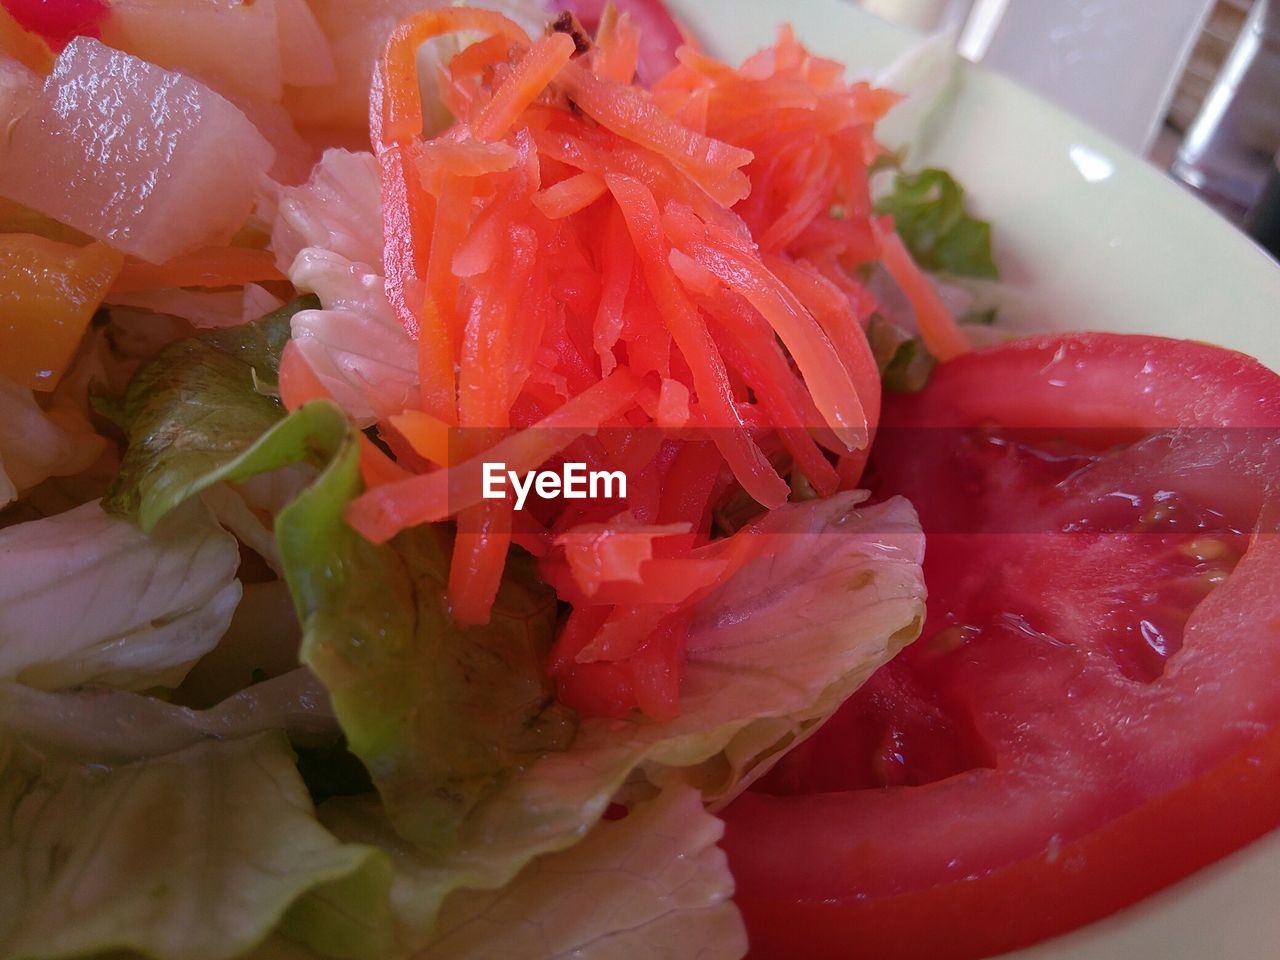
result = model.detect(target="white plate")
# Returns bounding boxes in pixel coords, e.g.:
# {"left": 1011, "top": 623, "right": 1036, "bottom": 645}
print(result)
{"left": 669, "top": 2, "right": 1280, "bottom": 958}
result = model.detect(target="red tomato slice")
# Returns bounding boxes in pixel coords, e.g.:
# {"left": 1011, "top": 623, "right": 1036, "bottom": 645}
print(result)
{"left": 722, "top": 334, "right": 1280, "bottom": 960}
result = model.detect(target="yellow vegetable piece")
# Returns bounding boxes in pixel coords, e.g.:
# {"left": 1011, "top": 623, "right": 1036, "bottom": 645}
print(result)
{"left": 389, "top": 408, "right": 452, "bottom": 467}
{"left": 0, "top": 199, "right": 93, "bottom": 246}
{"left": 0, "top": 234, "right": 123, "bottom": 391}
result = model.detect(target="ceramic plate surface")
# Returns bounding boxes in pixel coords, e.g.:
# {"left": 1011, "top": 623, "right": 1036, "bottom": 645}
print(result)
{"left": 669, "top": 2, "right": 1280, "bottom": 957}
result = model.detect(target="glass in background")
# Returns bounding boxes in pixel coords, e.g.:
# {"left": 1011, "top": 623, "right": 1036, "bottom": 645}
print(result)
{"left": 850, "top": 0, "right": 1215, "bottom": 155}
{"left": 1170, "top": 0, "right": 1280, "bottom": 221}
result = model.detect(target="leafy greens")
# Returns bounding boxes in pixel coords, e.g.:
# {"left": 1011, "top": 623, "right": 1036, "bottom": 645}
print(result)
{"left": 0, "top": 732, "right": 391, "bottom": 960}
{"left": 875, "top": 167, "right": 998, "bottom": 279}
{"left": 102, "top": 296, "right": 316, "bottom": 531}
{"left": 54, "top": 289, "right": 927, "bottom": 959}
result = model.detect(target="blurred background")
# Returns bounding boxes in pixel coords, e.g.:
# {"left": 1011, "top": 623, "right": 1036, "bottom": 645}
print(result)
{"left": 851, "top": 0, "right": 1280, "bottom": 256}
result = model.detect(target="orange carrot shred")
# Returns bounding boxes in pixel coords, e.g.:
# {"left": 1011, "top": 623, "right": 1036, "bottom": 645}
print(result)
{"left": 532, "top": 171, "right": 608, "bottom": 219}
{"left": 471, "top": 31, "right": 576, "bottom": 142}
{"left": 278, "top": 340, "right": 330, "bottom": 411}
{"left": 390, "top": 409, "right": 452, "bottom": 467}
{"left": 875, "top": 217, "right": 972, "bottom": 362}
{"left": 360, "top": 16, "right": 958, "bottom": 716}
{"left": 449, "top": 499, "right": 514, "bottom": 625}
{"left": 375, "top": 8, "right": 531, "bottom": 146}
{"left": 594, "top": 7, "right": 640, "bottom": 84}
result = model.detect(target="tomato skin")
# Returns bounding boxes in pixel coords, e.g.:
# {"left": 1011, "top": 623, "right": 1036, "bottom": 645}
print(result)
{"left": 723, "top": 334, "right": 1280, "bottom": 959}
{"left": 734, "top": 715, "right": 1280, "bottom": 960}
{"left": 877, "top": 333, "right": 1280, "bottom": 431}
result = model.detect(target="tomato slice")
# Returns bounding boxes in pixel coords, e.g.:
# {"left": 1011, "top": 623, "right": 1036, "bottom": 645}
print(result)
{"left": 722, "top": 334, "right": 1280, "bottom": 960}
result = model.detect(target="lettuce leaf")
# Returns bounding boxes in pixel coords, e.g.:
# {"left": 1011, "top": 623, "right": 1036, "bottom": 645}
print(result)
{"left": 0, "top": 668, "right": 335, "bottom": 763}
{"left": 272, "top": 149, "right": 383, "bottom": 273}
{"left": 281, "top": 416, "right": 925, "bottom": 938}
{"left": 148, "top": 399, "right": 920, "bottom": 946}
{"left": 275, "top": 414, "right": 577, "bottom": 855}
{"left": 272, "top": 149, "right": 417, "bottom": 425}
{"left": 419, "top": 784, "right": 746, "bottom": 959}
{"left": 0, "top": 498, "right": 241, "bottom": 691}
{"left": 0, "top": 731, "right": 391, "bottom": 960}
{"left": 100, "top": 331, "right": 925, "bottom": 954}
{"left": 102, "top": 295, "right": 317, "bottom": 531}
{"left": 875, "top": 167, "right": 998, "bottom": 279}
{"left": 287, "top": 250, "right": 418, "bottom": 425}
{"left": 867, "top": 314, "right": 936, "bottom": 393}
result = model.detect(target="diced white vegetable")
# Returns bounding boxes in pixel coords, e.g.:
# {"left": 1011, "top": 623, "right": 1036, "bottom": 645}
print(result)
{"left": 101, "top": 0, "right": 285, "bottom": 99}
{"left": 0, "top": 38, "right": 274, "bottom": 263}
{"left": 0, "top": 54, "right": 36, "bottom": 130}
{"left": 225, "top": 91, "right": 317, "bottom": 185}
{"left": 106, "top": 289, "right": 247, "bottom": 328}
{"left": 275, "top": 0, "right": 338, "bottom": 88}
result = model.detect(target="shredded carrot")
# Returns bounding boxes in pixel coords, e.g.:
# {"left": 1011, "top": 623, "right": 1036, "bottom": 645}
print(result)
{"left": 110, "top": 246, "right": 285, "bottom": 294}
{"left": 389, "top": 409, "right": 452, "bottom": 467}
{"left": 359, "top": 435, "right": 412, "bottom": 489}
{"left": 278, "top": 341, "right": 328, "bottom": 411}
{"left": 554, "top": 60, "right": 753, "bottom": 206}
{"left": 449, "top": 499, "right": 514, "bottom": 624}
{"left": 874, "top": 217, "right": 971, "bottom": 361}
{"left": 532, "top": 171, "right": 608, "bottom": 219}
{"left": 347, "top": 368, "right": 644, "bottom": 543}
{"left": 356, "top": 18, "right": 958, "bottom": 704}
{"left": 471, "top": 32, "right": 576, "bottom": 142}
{"left": 594, "top": 7, "right": 640, "bottom": 84}
{"left": 374, "top": 8, "right": 531, "bottom": 146}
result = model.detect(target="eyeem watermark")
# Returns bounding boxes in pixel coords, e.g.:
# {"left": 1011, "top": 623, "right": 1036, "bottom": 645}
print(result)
{"left": 482, "top": 462, "right": 627, "bottom": 510}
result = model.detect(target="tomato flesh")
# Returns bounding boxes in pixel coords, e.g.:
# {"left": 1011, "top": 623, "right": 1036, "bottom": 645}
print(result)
{"left": 723, "top": 334, "right": 1280, "bottom": 959}
{"left": 0, "top": 0, "right": 106, "bottom": 48}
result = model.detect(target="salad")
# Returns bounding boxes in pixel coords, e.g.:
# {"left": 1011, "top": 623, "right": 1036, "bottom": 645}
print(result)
{"left": 1, "top": 2, "right": 1278, "bottom": 960}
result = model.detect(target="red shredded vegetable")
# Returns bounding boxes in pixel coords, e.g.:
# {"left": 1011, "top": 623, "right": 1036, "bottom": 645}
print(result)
{"left": 323, "top": 10, "right": 969, "bottom": 718}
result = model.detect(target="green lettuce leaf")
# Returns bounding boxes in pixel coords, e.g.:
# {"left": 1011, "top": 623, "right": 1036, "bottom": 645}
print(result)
{"left": 102, "top": 296, "right": 317, "bottom": 531}
{"left": 101, "top": 345, "right": 926, "bottom": 954}
{"left": 0, "top": 731, "right": 391, "bottom": 960}
{"left": 275, "top": 415, "right": 577, "bottom": 855}
{"left": 875, "top": 167, "right": 998, "bottom": 278}
{"left": 867, "top": 314, "right": 936, "bottom": 394}
{"left": 249, "top": 783, "right": 747, "bottom": 960}
{"left": 284, "top": 421, "right": 925, "bottom": 942}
